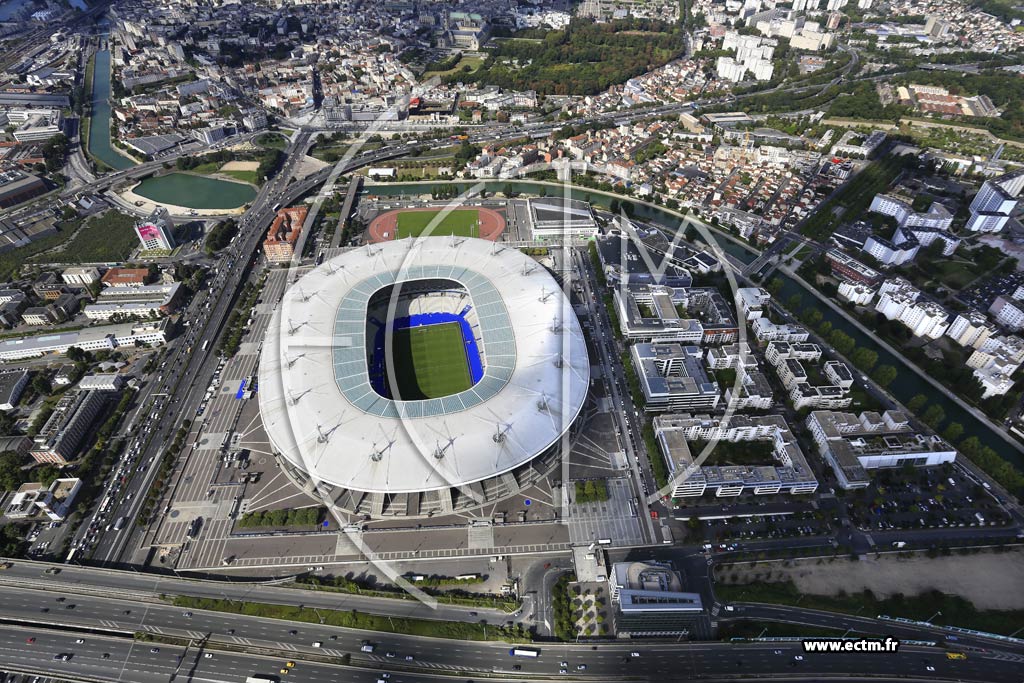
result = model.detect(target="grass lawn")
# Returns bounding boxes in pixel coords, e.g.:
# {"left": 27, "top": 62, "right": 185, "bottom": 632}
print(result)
{"left": 255, "top": 132, "right": 288, "bottom": 150}
{"left": 389, "top": 322, "right": 471, "bottom": 399}
{"left": 423, "top": 54, "right": 484, "bottom": 79}
{"left": 931, "top": 260, "right": 982, "bottom": 290}
{"left": 221, "top": 169, "right": 258, "bottom": 184}
{"left": 395, "top": 208, "right": 480, "bottom": 239}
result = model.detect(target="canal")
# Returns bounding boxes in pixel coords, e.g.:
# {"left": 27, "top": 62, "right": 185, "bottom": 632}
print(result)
{"left": 369, "top": 179, "right": 1023, "bottom": 468}
{"left": 87, "top": 48, "right": 135, "bottom": 171}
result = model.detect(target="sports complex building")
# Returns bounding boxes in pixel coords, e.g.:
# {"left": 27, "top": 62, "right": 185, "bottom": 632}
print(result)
{"left": 259, "top": 237, "right": 590, "bottom": 518}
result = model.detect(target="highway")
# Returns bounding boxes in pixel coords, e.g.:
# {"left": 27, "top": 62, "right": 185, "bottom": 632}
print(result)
{"left": 0, "top": 583, "right": 1019, "bottom": 682}
{"left": 0, "top": 559, "right": 508, "bottom": 624}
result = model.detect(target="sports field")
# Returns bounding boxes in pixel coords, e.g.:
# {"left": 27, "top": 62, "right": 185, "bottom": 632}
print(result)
{"left": 388, "top": 322, "right": 472, "bottom": 400}
{"left": 395, "top": 209, "right": 480, "bottom": 239}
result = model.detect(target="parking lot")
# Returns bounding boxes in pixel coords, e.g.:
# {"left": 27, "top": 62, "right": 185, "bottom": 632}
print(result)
{"left": 844, "top": 464, "right": 1012, "bottom": 532}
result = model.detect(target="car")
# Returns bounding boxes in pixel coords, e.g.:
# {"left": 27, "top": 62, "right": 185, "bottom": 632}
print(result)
{"left": 405, "top": 655, "right": 414, "bottom": 661}
{"left": 26, "top": 637, "right": 35, "bottom": 644}
{"left": 288, "top": 630, "right": 298, "bottom": 635}
{"left": 630, "top": 652, "right": 640, "bottom": 657}
{"left": 55, "top": 597, "right": 65, "bottom": 603}
{"left": 385, "top": 652, "right": 396, "bottom": 658}
{"left": 774, "top": 650, "right": 783, "bottom": 655}
{"left": 75, "top": 639, "right": 84, "bottom": 644}
{"left": 926, "top": 666, "right": 935, "bottom": 672}
{"left": 286, "top": 661, "right": 295, "bottom": 668}
{"left": 560, "top": 661, "right": 568, "bottom": 667}
{"left": 203, "top": 653, "right": 213, "bottom": 659}
{"left": 577, "top": 664, "right": 587, "bottom": 671}
{"left": 53, "top": 654, "right": 71, "bottom": 661}
{"left": 793, "top": 655, "right": 804, "bottom": 661}
{"left": 102, "top": 653, "right": 110, "bottom": 659}
{"left": 182, "top": 612, "right": 192, "bottom": 617}
{"left": 150, "top": 648, "right": 160, "bottom": 654}
{"left": 65, "top": 604, "right": 75, "bottom": 610}
{"left": 39, "top": 607, "right": 49, "bottom": 613}
{"left": 280, "top": 669, "right": 289, "bottom": 675}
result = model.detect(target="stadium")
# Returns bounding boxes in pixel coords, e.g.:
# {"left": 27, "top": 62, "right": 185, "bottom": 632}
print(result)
{"left": 258, "top": 236, "right": 590, "bottom": 518}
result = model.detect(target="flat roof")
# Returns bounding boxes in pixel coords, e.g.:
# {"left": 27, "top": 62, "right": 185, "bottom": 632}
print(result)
{"left": 258, "top": 237, "right": 590, "bottom": 494}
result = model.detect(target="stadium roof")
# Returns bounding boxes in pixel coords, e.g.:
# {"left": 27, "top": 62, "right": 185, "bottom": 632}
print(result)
{"left": 259, "top": 236, "right": 590, "bottom": 494}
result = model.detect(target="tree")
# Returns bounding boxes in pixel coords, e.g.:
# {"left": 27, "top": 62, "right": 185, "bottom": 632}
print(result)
{"left": 35, "top": 465, "right": 61, "bottom": 487}
{"left": 871, "top": 364, "right": 897, "bottom": 387}
{"left": 802, "top": 307, "right": 823, "bottom": 328}
{"left": 942, "top": 422, "right": 964, "bottom": 443}
{"left": 922, "top": 404, "right": 946, "bottom": 429}
{"left": 906, "top": 394, "right": 928, "bottom": 413}
{"left": 32, "top": 375, "right": 52, "bottom": 397}
{"left": 829, "top": 330, "right": 856, "bottom": 356}
{"left": 850, "top": 348, "right": 879, "bottom": 372}
{"left": 0, "top": 451, "right": 25, "bottom": 491}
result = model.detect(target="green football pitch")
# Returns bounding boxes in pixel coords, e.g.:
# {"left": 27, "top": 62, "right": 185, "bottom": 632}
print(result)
{"left": 388, "top": 322, "right": 472, "bottom": 400}
{"left": 395, "top": 209, "right": 480, "bottom": 239}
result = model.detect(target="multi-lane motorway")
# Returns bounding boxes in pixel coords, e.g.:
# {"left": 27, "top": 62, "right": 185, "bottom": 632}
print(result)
{"left": 0, "top": 580, "right": 1020, "bottom": 683}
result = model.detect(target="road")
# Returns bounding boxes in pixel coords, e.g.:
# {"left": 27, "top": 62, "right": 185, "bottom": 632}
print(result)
{"left": 0, "top": 559, "right": 508, "bottom": 624}
{"left": 0, "top": 584, "right": 1019, "bottom": 682}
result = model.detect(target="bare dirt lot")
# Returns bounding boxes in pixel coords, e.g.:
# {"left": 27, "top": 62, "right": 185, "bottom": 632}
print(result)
{"left": 722, "top": 549, "right": 1024, "bottom": 610}
{"left": 220, "top": 160, "right": 260, "bottom": 171}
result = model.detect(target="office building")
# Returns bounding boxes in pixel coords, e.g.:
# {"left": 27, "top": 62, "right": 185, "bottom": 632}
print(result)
{"left": 0, "top": 319, "right": 170, "bottom": 361}
{"left": 134, "top": 207, "right": 176, "bottom": 251}
{"left": 631, "top": 343, "right": 720, "bottom": 413}
{"left": 807, "top": 410, "right": 956, "bottom": 489}
{"left": 30, "top": 390, "right": 107, "bottom": 464}
{"left": 264, "top": 206, "right": 308, "bottom": 263}
{"left": 654, "top": 413, "right": 817, "bottom": 497}
{"left": 0, "top": 370, "right": 29, "bottom": 410}
{"left": 609, "top": 561, "right": 710, "bottom": 639}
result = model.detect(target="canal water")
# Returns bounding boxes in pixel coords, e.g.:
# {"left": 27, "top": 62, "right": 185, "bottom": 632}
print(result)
{"left": 133, "top": 173, "right": 256, "bottom": 210}
{"left": 368, "top": 179, "right": 1023, "bottom": 467}
{"left": 87, "top": 48, "right": 135, "bottom": 171}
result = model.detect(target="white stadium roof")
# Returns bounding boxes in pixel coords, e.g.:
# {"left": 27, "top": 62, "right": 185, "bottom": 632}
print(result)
{"left": 259, "top": 236, "right": 590, "bottom": 495}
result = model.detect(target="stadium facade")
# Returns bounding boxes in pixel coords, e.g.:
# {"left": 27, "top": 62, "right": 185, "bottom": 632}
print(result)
{"left": 259, "top": 237, "right": 590, "bottom": 518}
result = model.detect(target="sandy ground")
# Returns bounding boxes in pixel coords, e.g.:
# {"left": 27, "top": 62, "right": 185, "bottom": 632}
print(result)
{"left": 721, "top": 549, "right": 1024, "bottom": 610}
{"left": 290, "top": 154, "right": 330, "bottom": 181}
{"left": 220, "top": 160, "right": 260, "bottom": 171}
{"left": 118, "top": 185, "right": 247, "bottom": 217}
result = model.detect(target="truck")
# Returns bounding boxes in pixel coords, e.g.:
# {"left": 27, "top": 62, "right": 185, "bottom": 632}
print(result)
{"left": 202, "top": 340, "right": 209, "bottom": 352}
{"left": 246, "top": 677, "right": 276, "bottom": 683}
{"left": 509, "top": 647, "right": 539, "bottom": 658}
{"left": 113, "top": 516, "right": 126, "bottom": 531}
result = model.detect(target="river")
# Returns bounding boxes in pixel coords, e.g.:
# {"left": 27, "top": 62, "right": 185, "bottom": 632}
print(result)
{"left": 366, "top": 179, "right": 1022, "bottom": 468}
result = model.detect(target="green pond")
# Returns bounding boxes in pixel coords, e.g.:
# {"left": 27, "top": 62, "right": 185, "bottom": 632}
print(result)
{"left": 133, "top": 173, "right": 256, "bottom": 210}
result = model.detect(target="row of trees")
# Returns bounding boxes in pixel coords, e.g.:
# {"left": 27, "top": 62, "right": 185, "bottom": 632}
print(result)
{"left": 237, "top": 506, "right": 325, "bottom": 528}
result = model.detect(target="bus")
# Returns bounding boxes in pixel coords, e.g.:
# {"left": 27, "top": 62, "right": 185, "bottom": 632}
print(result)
{"left": 509, "top": 647, "right": 539, "bottom": 658}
